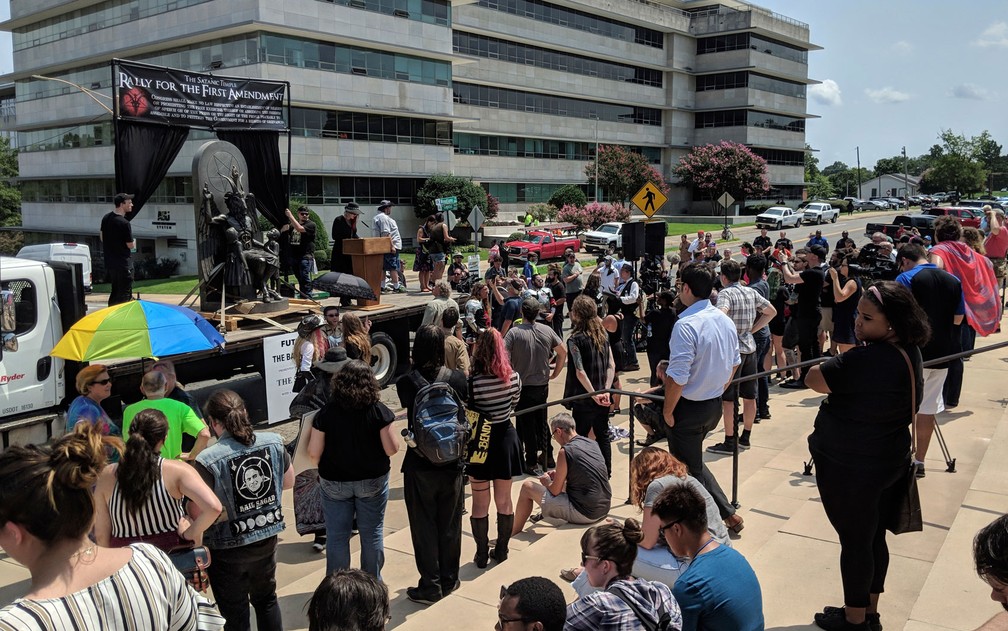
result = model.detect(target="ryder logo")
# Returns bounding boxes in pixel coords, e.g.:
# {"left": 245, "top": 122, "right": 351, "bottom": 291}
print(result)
{"left": 0, "top": 373, "right": 25, "bottom": 386}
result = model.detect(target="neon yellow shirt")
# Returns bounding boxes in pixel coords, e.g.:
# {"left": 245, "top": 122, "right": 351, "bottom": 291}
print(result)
{"left": 122, "top": 398, "right": 206, "bottom": 460}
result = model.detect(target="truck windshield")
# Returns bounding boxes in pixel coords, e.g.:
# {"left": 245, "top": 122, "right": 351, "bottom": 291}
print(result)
{"left": 597, "top": 225, "right": 619, "bottom": 234}
{"left": 528, "top": 235, "right": 544, "bottom": 244}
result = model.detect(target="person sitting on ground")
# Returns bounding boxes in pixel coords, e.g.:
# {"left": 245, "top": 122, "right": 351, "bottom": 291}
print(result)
{"left": 499, "top": 577, "right": 567, "bottom": 631}
{"left": 122, "top": 369, "right": 210, "bottom": 461}
{"left": 308, "top": 569, "right": 390, "bottom": 631}
{"left": 565, "top": 519, "right": 682, "bottom": 631}
{"left": 972, "top": 514, "right": 1008, "bottom": 631}
{"left": 511, "top": 413, "right": 611, "bottom": 536}
{"left": 653, "top": 484, "right": 763, "bottom": 631}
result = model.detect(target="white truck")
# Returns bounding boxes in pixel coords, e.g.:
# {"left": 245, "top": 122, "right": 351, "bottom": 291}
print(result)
{"left": 0, "top": 256, "right": 431, "bottom": 453}
{"left": 582, "top": 222, "right": 625, "bottom": 255}
{"left": 16, "top": 243, "right": 94, "bottom": 292}
{"left": 801, "top": 202, "right": 839, "bottom": 225}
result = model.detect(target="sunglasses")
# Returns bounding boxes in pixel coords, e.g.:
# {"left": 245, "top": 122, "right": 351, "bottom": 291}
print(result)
{"left": 658, "top": 519, "right": 683, "bottom": 538}
{"left": 580, "top": 552, "right": 604, "bottom": 566}
{"left": 91, "top": 378, "right": 112, "bottom": 386}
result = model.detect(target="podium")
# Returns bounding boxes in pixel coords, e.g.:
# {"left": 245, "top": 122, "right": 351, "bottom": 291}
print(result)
{"left": 345, "top": 236, "right": 393, "bottom": 309}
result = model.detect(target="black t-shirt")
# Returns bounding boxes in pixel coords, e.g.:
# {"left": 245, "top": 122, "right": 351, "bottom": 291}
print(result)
{"left": 549, "top": 280, "right": 565, "bottom": 318}
{"left": 775, "top": 238, "right": 793, "bottom": 251}
{"left": 428, "top": 222, "right": 446, "bottom": 254}
{"left": 312, "top": 399, "right": 394, "bottom": 481}
{"left": 809, "top": 342, "right": 922, "bottom": 467}
{"left": 908, "top": 267, "right": 963, "bottom": 366}
{"left": 645, "top": 307, "right": 677, "bottom": 354}
{"left": 500, "top": 295, "right": 522, "bottom": 327}
{"left": 796, "top": 267, "right": 824, "bottom": 317}
{"left": 396, "top": 367, "right": 468, "bottom": 472}
{"left": 101, "top": 211, "right": 133, "bottom": 268}
{"left": 753, "top": 235, "right": 771, "bottom": 251}
{"left": 820, "top": 265, "right": 835, "bottom": 308}
{"left": 289, "top": 221, "right": 317, "bottom": 259}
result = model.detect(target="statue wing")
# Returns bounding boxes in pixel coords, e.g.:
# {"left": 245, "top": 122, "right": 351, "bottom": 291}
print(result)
{"left": 196, "top": 190, "right": 223, "bottom": 284}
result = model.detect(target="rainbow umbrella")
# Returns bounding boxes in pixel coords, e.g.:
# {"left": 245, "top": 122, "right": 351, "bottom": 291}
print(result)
{"left": 51, "top": 300, "right": 225, "bottom": 361}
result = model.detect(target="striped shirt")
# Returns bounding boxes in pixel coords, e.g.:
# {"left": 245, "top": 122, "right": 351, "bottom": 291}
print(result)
{"left": 471, "top": 372, "right": 522, "bottom": 423}
{"left": 0, "top": 543, "right": 225, "bottom": 631}
{"left": 109, "top": 459, "right": 186, "bottom": 540}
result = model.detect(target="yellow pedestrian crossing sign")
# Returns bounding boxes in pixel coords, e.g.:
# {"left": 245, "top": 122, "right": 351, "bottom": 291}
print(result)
{"left": 632, "top": 181, "right": 667, "bottom": 218}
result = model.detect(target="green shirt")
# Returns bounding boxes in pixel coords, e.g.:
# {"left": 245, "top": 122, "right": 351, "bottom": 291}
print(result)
{"left": 122, "top": 397, "right": 206, "bottom": 460}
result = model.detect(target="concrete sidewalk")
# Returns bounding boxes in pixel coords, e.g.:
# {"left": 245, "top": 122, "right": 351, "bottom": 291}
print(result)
{"left": 2, "top": 333, "right": 1007, "bottom": 631}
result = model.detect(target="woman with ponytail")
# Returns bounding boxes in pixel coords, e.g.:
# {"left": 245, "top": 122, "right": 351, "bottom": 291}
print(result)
{"left": 0, "top": 424, "right": 225, "bottom": 629}
{"left": 94, "top": 408, "right": 221, "bottom": 551}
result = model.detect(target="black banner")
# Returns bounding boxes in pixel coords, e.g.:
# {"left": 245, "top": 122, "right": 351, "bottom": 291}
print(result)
{"left": 113, "top": 60, "right": 287, "bottom": 131}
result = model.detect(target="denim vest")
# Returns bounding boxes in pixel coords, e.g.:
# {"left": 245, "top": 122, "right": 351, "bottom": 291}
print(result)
{"left": 196, "top": 431, "right": 286, "bottom": 550}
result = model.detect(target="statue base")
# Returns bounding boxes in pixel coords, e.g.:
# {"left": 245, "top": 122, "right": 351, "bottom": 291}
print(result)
{"left": 203, "top": 298, "right": 290, "bottom": 314}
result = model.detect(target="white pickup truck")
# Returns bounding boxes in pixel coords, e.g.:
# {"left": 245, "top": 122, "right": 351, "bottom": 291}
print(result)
{"left": 582, "top": 222, "right": 625, "bottom": 255}
{"left": 801, "top": 202, "right": 839, "bottom": 225}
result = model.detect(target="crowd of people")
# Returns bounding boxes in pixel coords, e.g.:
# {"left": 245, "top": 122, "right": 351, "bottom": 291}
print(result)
{"left": 3, "top": 205, "right": 1008, "bottom": 631}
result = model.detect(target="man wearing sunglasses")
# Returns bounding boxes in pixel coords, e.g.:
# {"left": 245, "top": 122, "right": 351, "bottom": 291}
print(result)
{"left": 497, "top": 577, "right": 566, "bottom": 631}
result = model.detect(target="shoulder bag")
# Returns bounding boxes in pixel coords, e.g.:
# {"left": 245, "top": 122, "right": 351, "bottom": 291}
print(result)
{"left": 168, "top": 545, "right": 212, "bottom": 592}
{"left": 886, "top": 344, "right": 924, "bottom": 535}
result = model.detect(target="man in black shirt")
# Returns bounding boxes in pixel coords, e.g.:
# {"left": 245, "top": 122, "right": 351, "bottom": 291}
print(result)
{"left": 753, "top": 228, "right": 772, "bottom": 254}
{"left": 778, "top": 245, "right": 826, "bottom": 388}
{"left": 834, "top": 230, "right": 854, "bottom": 252}
{"left": 774, "top": 231, "right": 794, "bottom": 253}
{"left": 283, "top": 206, "right": 317, "bottom": 298}
{"left": 546, "top": 264, "right": 566, "bottom": 339}
{"left": 100, "top": 193, "right": 136, "bottom": 306}
{"left": 896, "top": 243, "right": 964, "bottom": 477}
{"left": 330, "top": 202, "right": 360, "bottom": 306}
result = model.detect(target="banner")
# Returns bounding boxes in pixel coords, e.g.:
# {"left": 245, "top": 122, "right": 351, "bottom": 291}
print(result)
{"left": 113, "top": 60, "right": 287, "bottom": 131}
{"left": 262, "top": 332, "right": 299, "bottom": 424}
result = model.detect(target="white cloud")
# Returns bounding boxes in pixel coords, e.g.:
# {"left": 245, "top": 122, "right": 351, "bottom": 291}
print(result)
{"left": 809, "top": 79, "right": 842, "bottom": 106}
{"left": 948, "top": 83, "right": 993, "bottom": 100}
{"left": 891, "top": 40, "right": 913, "bottom": 54}
{"left": 976, "top": 22, "right": 1008, "bottom": 47}
{"left": 864, "top": 87, "right": 911, "bottom": 104}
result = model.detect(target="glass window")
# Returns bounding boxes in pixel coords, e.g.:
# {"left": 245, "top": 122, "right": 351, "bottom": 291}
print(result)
{"left": 453, "top": 83, "right": 660, "bottom": 126}
{"left": 1, "top": 279, "right": 37, "bottom": 336}
{"left": 474, "top": 0, "right": 661, "bottom": 48}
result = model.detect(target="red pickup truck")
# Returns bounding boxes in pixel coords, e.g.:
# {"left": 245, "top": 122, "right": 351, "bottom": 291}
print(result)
{"left": 505, "top": 230, "right": 581, "bottom": 262}
{"left": 922, "top": 206, "right": 981, "bottom": 228}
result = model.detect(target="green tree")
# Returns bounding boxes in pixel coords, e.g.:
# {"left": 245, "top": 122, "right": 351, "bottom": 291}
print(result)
{"left": 804, "top": 144, "right": 820, "bottom": 180}
{"left": 548, "top": 184, "right": 587, "bottom": 210}
{"left": 585, "top": 145, "right": 670, "bottom": 204}
{"left": 0, "top": 137, "right": 21, "bottom": 228}
{"left": 821, "top": 161, "right": 849, "bottom": 177}
{"left": 919, "top": 130, "right": 988, "bottom": 194}
{"left": 673, "top": 141, "right": 769, "bottom": 212}
{"left": 808, "top": 173, "right": 835, "bottom": 199}
{"left": 873, "top": 156, "right": 904, "bottom": 176}
{"left": 415, "top": 174, "right": 490, "bottom": 222}
{"left": 971, "top": 130, "right": 1002, "bottom": 172}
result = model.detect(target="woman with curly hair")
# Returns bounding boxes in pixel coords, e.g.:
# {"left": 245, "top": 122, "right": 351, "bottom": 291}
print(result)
{"left": 463, "top": 280, "right": 491, "bottom": 344}
{"left": 565, "top": 518, "right": 681, "bottom": 631}
{"left": 293, "top": 315, "right": 327, "bottom": 392}
{"left": 466, "top": 328, "right": 522, "bottom": 569}
{"left": 309, "top": 360, "right": 399, "bottom": 579}
{"left": 0, "top": 424, "right": 225, "bottom": 629}
{"left": 805, "top": 281, "right": 930, "bottom": 631}
{"left": 564, "top": 294, "right": 615, "bottom": 476}
{"left": 94, "top": 408, "right": 221, "bottom": 551}
{"left": 340, "top": 313, "right": 372, "bottom": 362}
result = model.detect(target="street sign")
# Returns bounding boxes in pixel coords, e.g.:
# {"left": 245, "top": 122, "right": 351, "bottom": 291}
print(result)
{"left": 718, "top": 192, "right": 735, "bottom": 209}
{"left": 632, "top": 181, "right": 667, "bottom": 218}
{"left": 468, "top": 205, "right": 485, "bottom": 233}
{"left": 436, "top": 196, "right": 458, "bottom": 213}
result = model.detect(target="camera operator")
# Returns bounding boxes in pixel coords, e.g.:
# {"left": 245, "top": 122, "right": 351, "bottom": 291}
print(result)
{"left": 614, "top": 265, "right": 642, "bottom": 371}
{"left": 776, "top": 245, "right": 826, "bottom": 388}
{"left": 826, "top": 252, "right": 862, "bottom": 355}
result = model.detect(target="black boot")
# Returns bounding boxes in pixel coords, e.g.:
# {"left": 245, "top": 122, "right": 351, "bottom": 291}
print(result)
{"left": 490, "top": 513, "right": 514, "bottom": 563}
{"left": 471, "top": 516, "right": 490, "bottom": 569}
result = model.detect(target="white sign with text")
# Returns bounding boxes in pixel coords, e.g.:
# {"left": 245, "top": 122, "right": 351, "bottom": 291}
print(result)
{"left": 262, "top": 332, "right": 299, "bottom": 424}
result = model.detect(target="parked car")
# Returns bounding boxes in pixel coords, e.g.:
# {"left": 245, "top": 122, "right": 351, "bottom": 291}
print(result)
{"left": 801, "top": 202, "right": 839, "bottom": 224}
{"left": 884, "top": 197, "right": 908, "bottom": 209}
{"left": 921, "top": 206, "right": 982, "bottom": 229}
{"left": 755, "top": 206, "right": 802, "bottom": 230}
{"left": 583, "top": 222, "right": 625, "bottom": 255}
{"left": 865, "top": 214, "right": 936, "bottom": 240}
{"left": 869, "top": 197, "right": 894, "bottom": 209}
{"left": 505, "top": 228, "right": 581, "bottom": 261}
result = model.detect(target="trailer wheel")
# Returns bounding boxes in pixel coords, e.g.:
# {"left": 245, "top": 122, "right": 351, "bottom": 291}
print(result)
{"left": 370, "top": 331, "right": 397, "bottom": 388}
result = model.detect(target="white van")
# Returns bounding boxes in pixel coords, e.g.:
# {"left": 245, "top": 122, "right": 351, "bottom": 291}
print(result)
{"left": 17, "top": 243, "right": 93, "bottom": 292}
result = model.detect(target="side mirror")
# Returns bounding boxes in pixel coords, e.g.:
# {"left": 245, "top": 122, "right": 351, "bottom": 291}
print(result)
{"left": 2, "top": 332, "right": 17, "bottom": 353}
{"left": 0, "top": 290, "right": 14, "bottom": 334}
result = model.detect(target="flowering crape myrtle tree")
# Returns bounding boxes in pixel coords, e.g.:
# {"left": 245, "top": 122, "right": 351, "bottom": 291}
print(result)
{"left": 673, "top": 142, "right": 770, "bottom": 213}
{"left": 586, "top": 145, "right": 670, "bottom": 204}
{"left": 556, "top": 202, "right": 631, "bottom": 234}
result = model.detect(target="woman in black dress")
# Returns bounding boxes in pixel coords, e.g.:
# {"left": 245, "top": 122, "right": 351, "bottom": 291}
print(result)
{"left": 805, "top": 281, "right": 929, "bottom": 631}
{"left": 564, "top": 295, "right": 615, "bottom": 477}
{"left": 827, "top": 253, "right": 862, "bottom": 354}
{"left": 602, "top": 294, "right": 627, "bottom": 417}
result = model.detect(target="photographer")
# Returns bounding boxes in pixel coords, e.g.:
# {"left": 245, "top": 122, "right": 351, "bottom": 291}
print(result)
{"left": 776, "top": 245, "right": 827, "bottom": 389}
{"left": 826, "top": 252, "right": 862, "bottom": 355}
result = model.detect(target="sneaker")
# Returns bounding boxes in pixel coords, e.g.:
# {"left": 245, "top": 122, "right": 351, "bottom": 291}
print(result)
{"left": 915, "top": 462, "right": 926, "bottom": 479}
{"left": 780, "top": 380, "right": 808, "bottom": 389}
{"left": 758, "top": 410, "right": 772, "bottom": 420}
{"left": 707, "top": 439, "right": 738, "bottom": 455}
{"left": 738, "top": 435, "right": 751, "bottom": 449}
{"left": 442, "top": 579, "right": 461, "bottom": 598}
{"left": 815, "top": 607, "right": 878, "bottom": 631}
{"left": 407, "top": 587, "right": 441, "bottom": 606}
{"left": 312, "top": 535, "right": 326, "bottom": 552}
{"left": 394, "top": 285, "right": 408, "bottom": 293}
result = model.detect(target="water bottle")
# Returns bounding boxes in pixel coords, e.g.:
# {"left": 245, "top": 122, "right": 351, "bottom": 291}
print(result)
{"left": 401, "top": 428, "right": 417, "bottom": 449}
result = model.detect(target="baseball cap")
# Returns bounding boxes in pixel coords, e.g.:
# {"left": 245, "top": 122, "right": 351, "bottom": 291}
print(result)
{"left": 114, "top": 193, "right": 134, "bottom": 206}
{"left": 378, "top": 200, "right": 393, "bottom": 210}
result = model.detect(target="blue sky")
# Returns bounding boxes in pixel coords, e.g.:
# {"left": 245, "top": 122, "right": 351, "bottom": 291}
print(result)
{"left": 0, "top": 1, "right": 1005, "bottom": 172}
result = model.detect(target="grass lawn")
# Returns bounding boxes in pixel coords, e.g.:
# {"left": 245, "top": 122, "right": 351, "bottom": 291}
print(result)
{"left": 663, "top": 222, "right": 753, "bottom": 237}
{"left": 92, "top": 275, "right": 200, "bottom": 295}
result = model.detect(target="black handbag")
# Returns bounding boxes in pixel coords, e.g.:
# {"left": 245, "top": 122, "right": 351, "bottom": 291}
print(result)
{"left": 886, "top": 344, "right": 923, "bottom": 535}
{"left": 169, "top": 546, "right": 212, "bottom": 592}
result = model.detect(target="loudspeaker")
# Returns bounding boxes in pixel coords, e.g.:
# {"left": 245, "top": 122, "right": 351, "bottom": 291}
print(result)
{"left": 622, "top": 221, "right": 646, "bottom": 260}
{"left": 644, "top": 221, "right": 667, "bottom": 257}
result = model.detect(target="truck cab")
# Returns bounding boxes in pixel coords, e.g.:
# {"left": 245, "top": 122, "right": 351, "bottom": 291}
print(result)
{"left": 583, "top": 222, "right": 624, "bottom": 254}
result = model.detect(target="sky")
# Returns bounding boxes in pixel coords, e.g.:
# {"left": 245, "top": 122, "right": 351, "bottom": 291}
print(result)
{"left": 758, "top": 0, "right": 1008, "bottom": 171}
{"left": 0, "top": 1, "right": 1005, "bottom": 173}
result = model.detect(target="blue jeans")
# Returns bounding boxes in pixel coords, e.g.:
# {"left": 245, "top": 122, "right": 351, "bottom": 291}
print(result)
{"left": 297, "top": 257, "right": 314, "bottom": 297}
{"left": 320, "top": 473, "right": 389, "bottom": 579}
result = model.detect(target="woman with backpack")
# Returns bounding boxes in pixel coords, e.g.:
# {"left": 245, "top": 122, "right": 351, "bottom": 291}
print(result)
{"left": 466, "top": 328, "right": 522, "bottom": 569}
{"left": 308, "top": 360, "right": 400, "bottom": 579}
{"left": 395, "top": 325, "right": 468, "bottom": 605}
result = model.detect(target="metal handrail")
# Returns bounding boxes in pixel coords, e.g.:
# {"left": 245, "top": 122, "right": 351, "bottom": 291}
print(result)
{"left": 514, "top": 336, "right": 1008, "bottom": 505}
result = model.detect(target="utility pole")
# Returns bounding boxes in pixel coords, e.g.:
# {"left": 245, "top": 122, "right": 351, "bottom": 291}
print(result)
{"left": 590, "top": 114, "right": 600, "bottom": 202}
{"left": 856, "top": 146, "right": 862, "bottom": 199}
{"left": 902, "top": 146, "right": 909, "bottom": 200}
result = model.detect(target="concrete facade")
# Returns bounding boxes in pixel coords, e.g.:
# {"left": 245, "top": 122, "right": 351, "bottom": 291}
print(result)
{"left": 2, "top": 0, "right": 817, "bottom": 275}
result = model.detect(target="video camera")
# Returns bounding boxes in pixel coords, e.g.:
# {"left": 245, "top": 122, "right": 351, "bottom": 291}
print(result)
{"left": 845, "top": 244, "right": 899, "bottom": 281}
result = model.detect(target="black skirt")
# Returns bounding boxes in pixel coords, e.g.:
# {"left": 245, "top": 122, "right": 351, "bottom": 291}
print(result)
{"left": 466, "top": 421, "right": 523, "bottom": 481}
